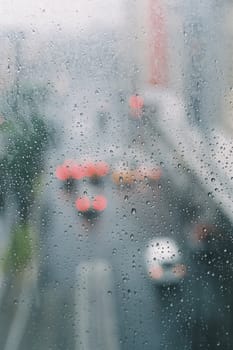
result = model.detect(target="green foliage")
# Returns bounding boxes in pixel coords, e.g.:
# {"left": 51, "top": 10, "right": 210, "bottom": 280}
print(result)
{"left": 0, "top": 84, "right": 55, "bottom": 272}
{"left": 0, "top": 84, "right": 54, "bottom": 219}
{"left": 4, "top": 223, "right": 35, "bottom": 272}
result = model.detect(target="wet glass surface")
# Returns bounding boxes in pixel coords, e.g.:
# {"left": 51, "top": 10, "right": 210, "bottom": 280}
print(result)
{"left": 0, "top": 1, "right": 233, "bottom": 349}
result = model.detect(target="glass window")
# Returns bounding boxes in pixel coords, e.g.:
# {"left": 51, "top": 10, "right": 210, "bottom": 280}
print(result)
{"left": 0, "top": 1, "right": 232, "bottom": 349}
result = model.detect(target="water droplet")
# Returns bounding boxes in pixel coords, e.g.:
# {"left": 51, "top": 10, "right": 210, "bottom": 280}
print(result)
{"left": 112, "top": 248, "right": 117, "bottom": 255}
{"left": 131, "top": 208, "right": 136, "bottom": 215}
{"left": 124, "top": 195, "right": 129, "bottom": 201}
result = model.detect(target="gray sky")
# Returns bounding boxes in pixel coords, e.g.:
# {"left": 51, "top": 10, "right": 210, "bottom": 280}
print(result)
{"left": 0, "top": 0, "right": 125, "bottom": 32}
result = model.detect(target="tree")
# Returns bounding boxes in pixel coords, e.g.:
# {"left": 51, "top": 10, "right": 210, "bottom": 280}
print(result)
{"left": 0, "top": 84, "right": 55, "bottom": 273}
{"left": 0, "top": 84, "right": 54, "bottom": 221}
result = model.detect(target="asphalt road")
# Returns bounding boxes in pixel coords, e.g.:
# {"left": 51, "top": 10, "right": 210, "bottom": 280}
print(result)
{"left": 6, "top": 166, "right": 229, "bottom": 350}
{"left": 0, "top": 90, "right": 233, "bottom": 350}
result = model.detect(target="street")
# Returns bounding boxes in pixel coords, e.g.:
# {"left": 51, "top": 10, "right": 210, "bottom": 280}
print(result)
{"left": 0, "top": 158, "right": 229, "bottom": 350}
{"left": 0, "top": 82, "right": 232, "bottom": 348}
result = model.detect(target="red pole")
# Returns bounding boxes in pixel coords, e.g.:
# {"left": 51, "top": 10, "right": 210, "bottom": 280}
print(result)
{"left": 148, "top": 0, "right": 168, "bottom": 86}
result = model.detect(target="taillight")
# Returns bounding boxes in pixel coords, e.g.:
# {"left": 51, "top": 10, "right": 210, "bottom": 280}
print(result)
{"left": 75, "top": 196, "right": 91, "bottom": 212}
{"left": 55, "top": 164, "right": 71, "bottom": 181}
{"left": 83, "top": 161, "right": 109, "bottom": 178}
{"left": 172, "top": 264, "right": 186, "bottom": 278}
{"left": 55, "top": 160, "right": 85, "bottom": 181}
{"left": 92, "top": 195, "right": 107, "bottom": 211}
{"left": 83, "top": 162, "right": 96, "bottom": 178}
{"left": 71, "top": 164, "right": 85, "bottom": 180}
{"left": 192, "top": 224, "right": 215, "bottom": 242}
{"left": 75, "top": 195, "right": 107, "bottom": 215}
{"left": 149, "top": 266, "right": 164, "bottom": 280}
{"left": 95, "top": 161, "right": 109, "bottom": 177}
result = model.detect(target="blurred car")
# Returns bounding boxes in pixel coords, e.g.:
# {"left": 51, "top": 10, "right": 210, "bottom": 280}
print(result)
{"left": 145, "top": 237, "right": 186, "bottom": 285}
{"left": 55, "top": 158, "right": 109, "bottom": 218}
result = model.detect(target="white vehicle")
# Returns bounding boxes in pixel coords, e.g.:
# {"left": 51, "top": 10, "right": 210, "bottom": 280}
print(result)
{"left": 145, "top": 237, "right": 186, "bottom": 285}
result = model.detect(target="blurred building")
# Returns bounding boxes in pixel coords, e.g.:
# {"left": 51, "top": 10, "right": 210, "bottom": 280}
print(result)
{"left": 124, "top": 0, "right": 233, "bottom": 225}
